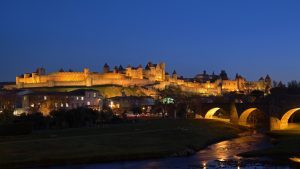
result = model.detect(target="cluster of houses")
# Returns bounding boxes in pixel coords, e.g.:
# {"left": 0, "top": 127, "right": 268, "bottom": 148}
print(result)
{"left": 0, "top": 89, "right": 155, "bottom": 117}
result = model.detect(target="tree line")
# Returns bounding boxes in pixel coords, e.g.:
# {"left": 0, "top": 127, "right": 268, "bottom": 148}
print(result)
{"left": 0, "top": 106, "right": 122, "bottom": 135}
{"left": 272, "top": 80, "right": 300, "bottom": 95}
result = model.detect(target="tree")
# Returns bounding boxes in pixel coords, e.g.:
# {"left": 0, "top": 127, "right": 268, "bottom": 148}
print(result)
{"left": 17, "top": 112, "right": 49, "bottom": 129}
{"left": 159, "top": 85, "right": 184, "bottom": 100}
{"left": 287, "top": 80, "right": 300, "bottom": 94}
{"left": 250, "top": 90, "right": 265, "bottom": 100}
{"left": 0, "top": 109, "right": 14, "bottom": 125}
{"left": 273, "top": 81, "right": 278, "bottom": 88}
{"left": 98, "top": 108, "right": 115, "bottom": 124}
{"left": 131, "top": 107, "right": 141, "bottom": 114}
{"left": 287, "top": 80, "right": 300, "bottom": 89}
{"left": 50, "top": 108, "right": 98, "bottom": 128}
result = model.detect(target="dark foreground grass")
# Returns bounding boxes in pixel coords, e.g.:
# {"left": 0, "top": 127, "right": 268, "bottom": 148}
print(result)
{"left": 0, "top": 119, "right": 244, "bottom": 168}
{"left": 240, "top": 130, "right": 300, "bottom": 159}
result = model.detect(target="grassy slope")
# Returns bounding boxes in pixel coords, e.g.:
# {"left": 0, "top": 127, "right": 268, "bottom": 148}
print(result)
{"left": 240, "top": 130, "right": 300, "bottom": 158}
{"left": 0, "top": 119, "right": 243, "bottom": 168}
{"left": 28, "top": 85, "right": 146, "bottom": 98}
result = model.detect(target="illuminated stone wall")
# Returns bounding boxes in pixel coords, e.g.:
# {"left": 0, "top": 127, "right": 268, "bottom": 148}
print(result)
{"left": 16, "top": 62, "right": 167, "bottom": 88}
{"left": 221, "top": 80, "right": 239, "bottom": 92}
{"left": 13, "top": 62, "right": 271, "bottom": 96}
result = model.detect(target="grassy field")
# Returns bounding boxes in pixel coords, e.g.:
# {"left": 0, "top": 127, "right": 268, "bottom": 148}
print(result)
{"left": 28, "top": 85, "right": 146, "bottom": 98}
{"left": 240, "top": 130, "right": 300, "bottom": 159}
{"left": 0, "top": 119, "right": 244, "bottom": 168}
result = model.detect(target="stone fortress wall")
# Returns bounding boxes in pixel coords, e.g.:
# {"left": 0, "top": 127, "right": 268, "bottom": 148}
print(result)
{"left": 12, "top": 62, "right": 272, "bottom": 96}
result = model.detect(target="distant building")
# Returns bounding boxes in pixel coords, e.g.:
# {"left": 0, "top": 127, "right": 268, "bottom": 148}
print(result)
{"left": 193, "top": 70, "right": 271, "bottom": 94}
{"left": 106, "top": 96, "right": 155, "bottom": 115}
{"left": 0, "top": 90, "right": 19, "bottom": 112}
{"left": 13, "top": 62, "right": 166, "bottom": 89}
{"left": 0, "top": 82, "right": 15, "bottom": 90}
{"left": 20, "top": 89, "right": 103, "bottom": 115}
{"left": 194, "top": 70, "right": 219, "bottom": 83}
{"left": 6, "top": 62, "right": 271, "bottom": 96}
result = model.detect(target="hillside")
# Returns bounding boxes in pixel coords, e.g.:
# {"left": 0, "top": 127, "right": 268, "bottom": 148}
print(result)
{"left": 26, "top": 85, "right": 157, "bottom": 98}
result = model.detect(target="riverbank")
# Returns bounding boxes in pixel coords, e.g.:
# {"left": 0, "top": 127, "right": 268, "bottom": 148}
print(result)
{"left": 0, "top": 119, "right": 244, "bottom": 168}
{"left": 239, "top": 130, "right": 300, "bottom": 163}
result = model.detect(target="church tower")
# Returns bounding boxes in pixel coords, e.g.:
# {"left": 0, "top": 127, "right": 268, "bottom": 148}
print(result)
{"left": 172, "top": 70, "right": 177, "bottom": 80}
{"left": 103, "top": 63, "right": 110, "bottom": 73}
{"left": 265, "top": 74, "right": 272, "bottom": 93}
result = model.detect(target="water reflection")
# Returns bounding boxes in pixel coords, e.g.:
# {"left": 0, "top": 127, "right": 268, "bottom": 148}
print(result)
{"left": 194, "top": 133, "right": 271, "bottom": 162}
{"left": 290, "top": 157, "right": 300, "bottom": 163}
{"left": 51, "top": 133, "right": 293, "bottom": 169}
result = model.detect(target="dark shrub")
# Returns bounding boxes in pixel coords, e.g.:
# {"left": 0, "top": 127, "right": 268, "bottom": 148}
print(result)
{"left": 0, "top": 122, "right": 32, "bottom": 136}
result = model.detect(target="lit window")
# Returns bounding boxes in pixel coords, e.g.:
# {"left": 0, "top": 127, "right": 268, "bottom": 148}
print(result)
{"left": 109, "top": 101, "right": 114, "bottom": 108}
{"left": 44, "top": 96, "right": 47, "bottom": 100}
{"left": 55, "top": 103, "right": 58, "bottom": 108}
{"left": 30, "top": 103, "right": 34, "bottom": 107}
{"left": 76, "top": 97, "right": 79, "bottom": 100}
{"left": 66, "top": 103, "right": 69, "bottom": 108}
{"left": 87, "top": 101, "right": 90, "bottom": 106}
{"left": 61, "top": 103, "right": 64, "bottom": 107}
{"left": 93, "top": 93, "right": 97, "bottom": 97}
{"left": 81, "top": 97, "right": 84, "bottom": 101}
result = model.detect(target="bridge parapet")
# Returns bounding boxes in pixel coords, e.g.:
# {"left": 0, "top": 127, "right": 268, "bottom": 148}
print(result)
{"left": 198, "top": 101, "right": 300, "bottom": 131}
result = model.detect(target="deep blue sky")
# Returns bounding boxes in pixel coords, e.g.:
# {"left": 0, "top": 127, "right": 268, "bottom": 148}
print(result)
{"left": 1, "top": 0, "right": 300, "bottom": 82}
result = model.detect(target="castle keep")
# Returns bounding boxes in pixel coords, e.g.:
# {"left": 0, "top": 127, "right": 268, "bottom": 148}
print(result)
{"left": 13, "top": 62, "right": 272, "bottom": 95}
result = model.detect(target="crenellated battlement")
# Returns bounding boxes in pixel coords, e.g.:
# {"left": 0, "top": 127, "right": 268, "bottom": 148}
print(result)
{"left": 12, "top": 62, "right": 271, "bottom": 96}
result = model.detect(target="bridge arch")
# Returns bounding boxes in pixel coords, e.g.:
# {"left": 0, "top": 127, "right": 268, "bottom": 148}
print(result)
{"left": 238, "top": 108, "right": 265, "bottom": 127}
{"left": 204, "top": 107, "right": 229, "bottom": 121}
{"left": 280, "top": 108, "right": 300, "bottom": 129}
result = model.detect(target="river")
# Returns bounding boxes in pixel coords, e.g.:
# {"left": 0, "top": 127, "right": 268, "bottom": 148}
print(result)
{"left": 50, "top": 132, "right": 296, "bottom": 169}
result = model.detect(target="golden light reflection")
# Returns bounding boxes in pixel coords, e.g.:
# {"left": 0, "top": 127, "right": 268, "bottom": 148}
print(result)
{"left": 202, "top": 161, "right": 207, "bottom": 169}
{"left": 290, "top": 157, "right": 300, "bottom": 163}
{"left": 218, "top": 158, "right": 225, "bottom": 162}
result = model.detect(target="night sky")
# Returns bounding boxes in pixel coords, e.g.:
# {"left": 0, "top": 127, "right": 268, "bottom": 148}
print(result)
{"left": 1, "top": 0, "right": 300, "bottom": 82}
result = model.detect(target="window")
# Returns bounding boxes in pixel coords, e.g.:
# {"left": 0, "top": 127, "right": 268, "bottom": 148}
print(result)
{"left": 81, "top": 97, "right": 84, "bottom": 101}
{"left": 87, "top": 101, "right": 90, "bottom": 106}
{"left": 76, "top": 97, "right": 79, "bottom": 100}
{"left": 66, "top": 103, "right": 69, "bottom": 108}
{"left": 61, "top": 103, "right": 64, "bottom": 107}
{"left": 55, "top": 103, "right": 58, "bottom": 108}
{"left": 44, "top": 96, "right": 47, "bottom": 100}
{"left": 93, "top": 93, "right": 97, "bottom": 98}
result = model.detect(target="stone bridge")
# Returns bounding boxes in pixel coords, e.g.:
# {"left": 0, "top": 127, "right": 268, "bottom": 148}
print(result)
{"left": 196, "top": 99, "right": 300, "bottom": 131}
